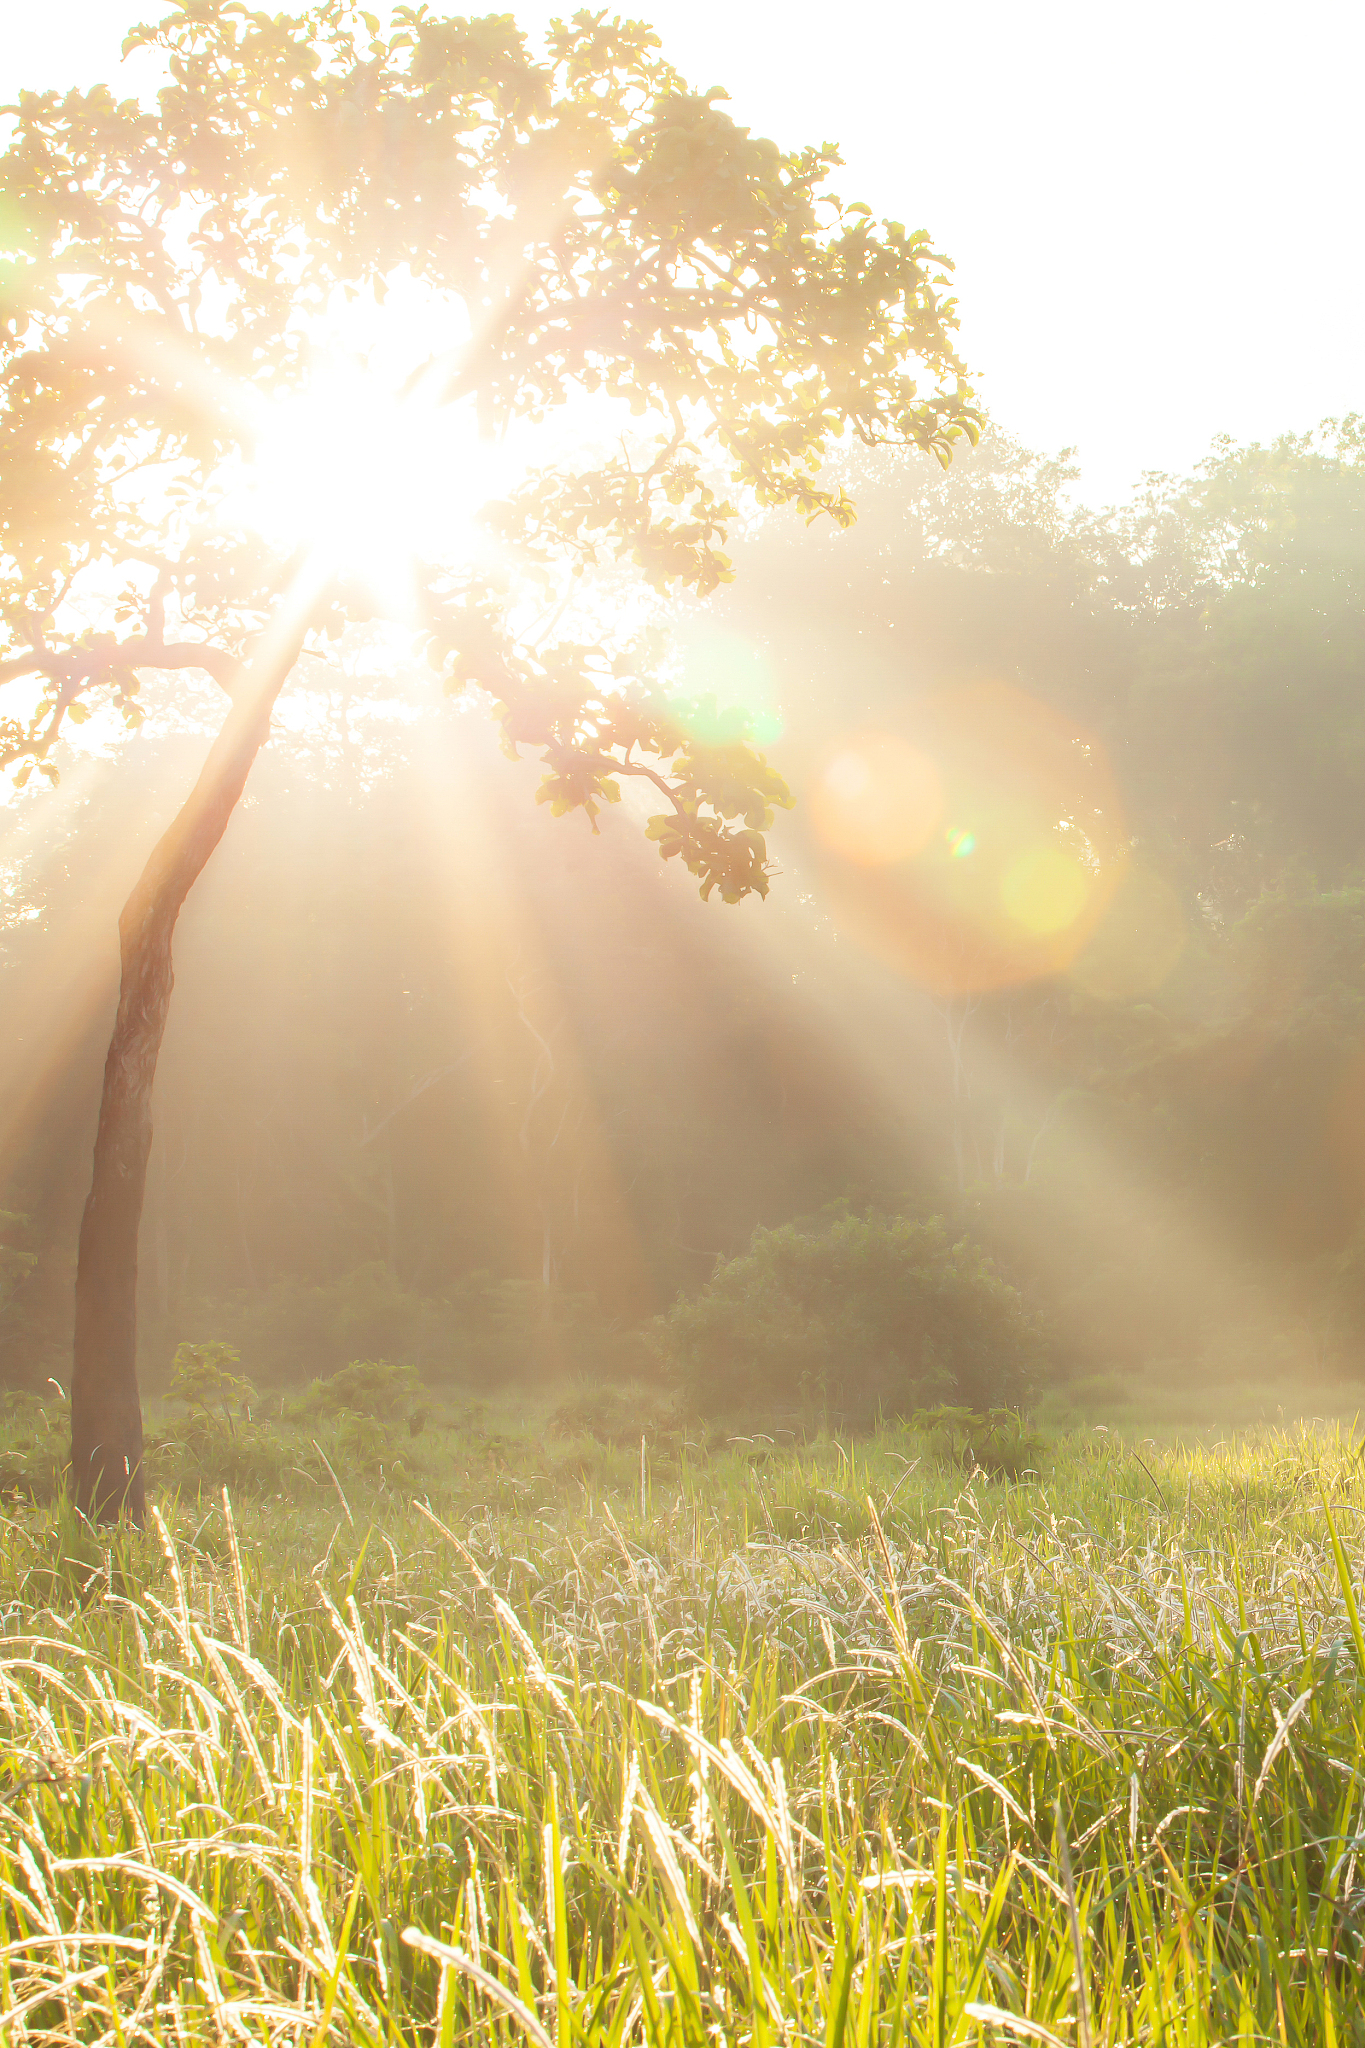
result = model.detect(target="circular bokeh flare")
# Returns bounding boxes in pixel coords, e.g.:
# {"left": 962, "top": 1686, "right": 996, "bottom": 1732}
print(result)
{"left": 811, "top": 680, "right": 1127, "bottom": 995}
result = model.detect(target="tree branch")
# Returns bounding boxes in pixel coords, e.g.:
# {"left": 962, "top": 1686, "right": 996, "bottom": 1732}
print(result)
{"left": 359, "top": 1053, "right": 478, "bottom": 1148}
{"left": 0, "top": 636, "right": 242, "bottom": 698}
{"left": 599, "top": 752, "right": 690, "bottom": 817}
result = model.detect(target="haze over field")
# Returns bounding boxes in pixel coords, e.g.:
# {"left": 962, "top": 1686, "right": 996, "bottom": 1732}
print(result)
{"left": 4, "top": 1, "right": 1365, "bottom": 1438}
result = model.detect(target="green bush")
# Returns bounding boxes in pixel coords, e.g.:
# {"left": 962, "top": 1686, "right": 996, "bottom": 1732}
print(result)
{"left": 327, "top": 1411, "right": 417, "bottom": 1484}
{"left": 0, "top": 1390, "right": 66, "bottom": 1500}
{"left": 654, "top": 1211, "right": 1044, "bottom": 1425}
{"left": 156, "top": 1263, "right": 647, "bottom": 1390}
{"left": 144, "top": 1413, "right": 296, "bottom": 1501}
{"left": 289, "top": 1359, "right": 424, "bottom": 1427}
{"left": 549, "top": 1380, "right": 677, "bottom": 1447}
{"left": 914, "top": 1404, "right": 1046, "bottom": 1481}
{"left": 167, "top": 1341, "right": 255, "bottom": 1422}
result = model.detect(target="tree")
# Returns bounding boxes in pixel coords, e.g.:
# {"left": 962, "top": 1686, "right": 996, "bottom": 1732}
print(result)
{"left": 654, "top": 1210, "right": 1042, "bottom": 1425}
{"left": 0, "top": 3, "right": 977, "bottom": 1517}
{"left": 1109, "top": 421, "right": 1365, "bottom": 908}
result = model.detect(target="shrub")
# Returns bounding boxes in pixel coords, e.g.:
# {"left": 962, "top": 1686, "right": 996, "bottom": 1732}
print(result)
{"left": 549, "top": 1380, "right": 677, "bottom": 1447}
{"left": 290, "top": 1359, "right": 422, "bottom": 1423}
{"left": 144, "top": 1413, "right": 295, "bottom": 1500}
{"left": 166, "top": 1341, "right": 255, "bottom": 1423}
{"left": 158, "top": 1263, "right": 647, "bottom": 1390}
{"left": 914, "top": 1404, "right": 1046, "bottom": 1481}
{"left": 285, "top": 1359, "right": 434, "bottom": 1444}
{"left": 327, "top": 1411, "right": 416, "bottom": 1484}
{"left": 0, "top": 1390, "right": 67, "bottom": 1500}
{"left": 655, "top": 1211, "right": 1044, "bottom": 1426}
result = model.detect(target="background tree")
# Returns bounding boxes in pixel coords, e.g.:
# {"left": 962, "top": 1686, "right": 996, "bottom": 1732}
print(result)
{"left": 0, "top": 716, "right": 922, "bottom": 1391}
{"left": 11, "top": 430, "right": 1365, "bottom": 1429}
{"left": 0, "top": 4, "right": 976, "bottom": 1516}
{"left": 654, "top": 1210, "right": 1042, "bottom": 1425}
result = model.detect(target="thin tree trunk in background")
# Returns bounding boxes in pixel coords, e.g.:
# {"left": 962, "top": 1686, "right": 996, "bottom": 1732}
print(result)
{"left": 234, "top": 1171, "right": 259, "bottom": 1290}
{"left": 71, "top": 610, "right": 308, "bottom": 1521}
{"left": 938, "top": 995, "right": 977, "bottom": 1197}
{"left": 382, "top": 1146, "right": 398, "bottom": 1274}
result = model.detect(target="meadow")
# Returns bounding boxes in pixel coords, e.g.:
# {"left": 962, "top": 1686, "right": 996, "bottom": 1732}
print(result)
{"left": 0, "top": 1408, "right": 1363, "bottom": 2043}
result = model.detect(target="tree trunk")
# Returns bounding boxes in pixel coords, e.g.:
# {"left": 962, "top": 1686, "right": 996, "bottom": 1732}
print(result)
{"left": 71, "top": 612, "right": 308, "bottom": 1521}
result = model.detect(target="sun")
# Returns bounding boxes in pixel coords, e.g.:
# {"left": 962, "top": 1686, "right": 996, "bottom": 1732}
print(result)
{"left": 228, "top": 358, "right": 512, "bottom": 616}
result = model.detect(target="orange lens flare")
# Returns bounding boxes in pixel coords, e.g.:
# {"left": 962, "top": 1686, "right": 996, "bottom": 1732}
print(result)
{"left": 810, "top": 680, "right": 1126, "bottom": 995}
{"left": 810, "top": 735, "right": 943, "bottom": 867}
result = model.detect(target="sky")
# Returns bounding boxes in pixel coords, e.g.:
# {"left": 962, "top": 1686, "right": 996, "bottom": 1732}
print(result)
{"left": 4, "top": 0, "right": 1362, "bottom": 505}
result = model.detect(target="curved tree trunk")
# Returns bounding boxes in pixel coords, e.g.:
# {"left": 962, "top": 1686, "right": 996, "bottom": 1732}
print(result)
{"left": 71, "top": 612, "right": 309, "bottom": 1521}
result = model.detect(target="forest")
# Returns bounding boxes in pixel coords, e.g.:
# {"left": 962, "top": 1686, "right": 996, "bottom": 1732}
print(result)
{"left": 7, "top": 423, "right": 1365, "bottom": 1426}
{"left": 4, "top": 5, "right": 1365, "bottom": 2042}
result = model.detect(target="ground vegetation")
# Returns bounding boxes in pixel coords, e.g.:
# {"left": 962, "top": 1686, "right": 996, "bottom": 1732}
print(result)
{"left": 0, "top": 1412, "right": 1358, "bottom": 2041}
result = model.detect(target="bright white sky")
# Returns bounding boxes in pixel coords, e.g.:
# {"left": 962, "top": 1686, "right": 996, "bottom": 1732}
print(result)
{"left": 4, "top": 0, "right": 1361, "bottom": 504}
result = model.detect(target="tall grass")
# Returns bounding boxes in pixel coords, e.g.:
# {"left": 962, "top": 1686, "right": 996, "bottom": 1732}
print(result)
{"left": 0, "top": 1420, "right": 1362, "bottom": 2042}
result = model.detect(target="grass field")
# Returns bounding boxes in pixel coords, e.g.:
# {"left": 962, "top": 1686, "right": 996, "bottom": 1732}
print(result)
{"left": 1, "top": 1410, "right": 1364, "bottom": 2044}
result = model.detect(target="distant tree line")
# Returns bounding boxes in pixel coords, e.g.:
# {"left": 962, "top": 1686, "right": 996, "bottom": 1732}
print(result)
{"left": 5, "top": 423, "right": 1365, "bottom": 1418}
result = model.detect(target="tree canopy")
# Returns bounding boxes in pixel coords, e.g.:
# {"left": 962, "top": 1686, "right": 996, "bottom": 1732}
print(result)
{"left": 0, "top": 2, "right": 984, "bottom": 1516}
{"left": 0, "top": 0, "right": 977, "bottom": 899}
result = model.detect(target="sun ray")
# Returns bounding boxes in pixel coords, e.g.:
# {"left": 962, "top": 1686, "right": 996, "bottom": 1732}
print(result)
{"left": 0, "top": 753, "right": 148, "bottom": 1190}
{"left": 395, "top": 702, "right": 658, "bottom": 1329}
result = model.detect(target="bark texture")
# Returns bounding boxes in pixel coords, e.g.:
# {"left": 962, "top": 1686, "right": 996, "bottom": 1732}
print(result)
{"left": 71, "top": 626, "right": 303, "bottom": 1520}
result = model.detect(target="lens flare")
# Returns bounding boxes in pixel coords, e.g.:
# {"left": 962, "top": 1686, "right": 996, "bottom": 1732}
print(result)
{"left": 810, "top": 733, "right": 943, "bottom": 868}
{"left": 672, "top": 621, "right": 785, "bottom": 746}
{"left": 1001, "top": 843, "right": 1091, "bottom": 936}
{"left": 810, "top": 679, "right": 1125, "bottom": 994}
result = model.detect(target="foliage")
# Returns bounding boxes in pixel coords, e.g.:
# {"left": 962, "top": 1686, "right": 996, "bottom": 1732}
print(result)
{"left": 0, "top": 1, "right": 976, "bottom": 902}
{"left": 913, "top": 1402, "right": 1046, "bottom": 1480}
{"left": 151, "top": 1401, "right": 424, "bottom": 1502}
{"left": 0, "top": 1210, "right": 35, "bottom": 1314}
{"left": 725, "top": 418, "right": 1365, "bottom": 913}
{"left": 1112, "top": 420, "right": 1365, "bottom": 898}
{"left": 0, "top": 1421, "right": 1360, "bottom": 2036}
{"left": 655, "top": 1209, "right": 1044, "bottom": 1423}
{"left": 0, "top": 1370, "right": 434, "bottom": 1506}
{"left": 0, "top": 1388, "right": 65, "bottom": 1499}
{"left": 549, "top": 1378, "right": 677, "bottom": 1446}
{"left": 166, "top": 1339, "right": 255, "bottom": 1422}
{"left": 15, "top": 425, "right": 1365, "bottom": 1415}
{"left": 161, "top": 1263, "right": 651, "bottom": 1391}
{"left": 144, "top": 1409, "right": 298, "bottom": 1502}
{"left": 290, "top": 1357, "right": 425, "bottom": 1432}
{"left": 326, "top": 1409, "right": 419, "bottom": 1483}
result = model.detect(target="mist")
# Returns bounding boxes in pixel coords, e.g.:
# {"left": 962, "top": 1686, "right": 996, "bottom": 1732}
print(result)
{"left": 5, "top": 424, "right": 1364, "bottom": 1429}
